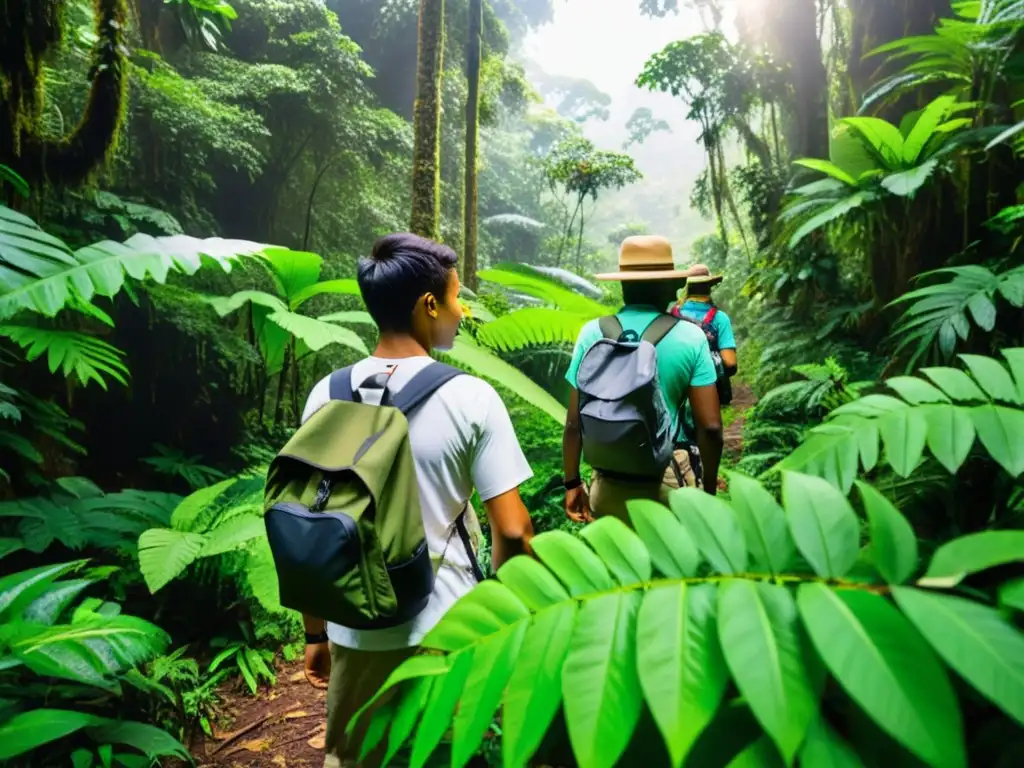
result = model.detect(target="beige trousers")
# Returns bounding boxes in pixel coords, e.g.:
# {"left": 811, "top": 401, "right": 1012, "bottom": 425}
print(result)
{"left": 323, "top": 643, "right": 417, "bottom": 768}
{"left": 588, "top": 449, "right": 697, "bottom": 525}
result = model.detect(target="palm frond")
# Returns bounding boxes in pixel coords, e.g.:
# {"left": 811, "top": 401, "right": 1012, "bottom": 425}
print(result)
{"left": 0, "top": 204, "right": 266, "bottom": 320}
{"left": 479, "top": 263, "right": 611, "bottom": 317}
{"left": 0, "top": 325, "right": 129, "bottom": 389}
{"left": 476, "top": 308, "right": 586, "bottom": 353}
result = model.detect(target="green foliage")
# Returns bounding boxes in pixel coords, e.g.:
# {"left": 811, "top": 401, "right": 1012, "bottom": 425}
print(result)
{"left": 779, "top": 348, "right": 1024, "bottom": 492}
{"left": 0, "top": 481, "right": 179, "bottom": 556}
{"left": 207, "top": 636, "right": 276, "bottom": 695}
{"left": 141, "top": 444, "right": 227, "bottom": 490}
{"left": 0, "top": 562, "right": 188, "bottom": 765}
{"left": 352, "top": 476, "right": 1024, "bottom": 768}
{"left": 780, "top": 96, "right": 978, "bottom": 248}
{"left": 137, "top": 476, "right": 279, "bottom": 609}
{"left": 0, "top": 204, "right": 264, "bottom": 321}
{"left": 889, "top": 263, "right": 1024, "bottom": 369}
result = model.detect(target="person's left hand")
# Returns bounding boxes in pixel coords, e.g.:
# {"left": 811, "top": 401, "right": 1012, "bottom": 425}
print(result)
{"left": 304, "top": 641, "right": 331, "bottom": 689}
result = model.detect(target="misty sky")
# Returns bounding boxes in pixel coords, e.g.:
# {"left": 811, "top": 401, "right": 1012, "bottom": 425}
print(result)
{"left": 519, "top": 1, "right": 716, "bottom": 254}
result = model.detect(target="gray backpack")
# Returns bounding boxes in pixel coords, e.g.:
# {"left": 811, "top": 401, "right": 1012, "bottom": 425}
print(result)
{"left": 577, "top": 314, "right": 678, "bottom": 480}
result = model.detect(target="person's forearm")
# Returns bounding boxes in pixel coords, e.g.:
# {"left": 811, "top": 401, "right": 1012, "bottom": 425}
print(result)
{"left": 563, "top": 422, "right": 582, "bottom": 481}
{"left": 491, "top": 529, "right": 531, "bottom": 571}
{"left": 697, "top": 425, "right": 723, "bottom": 495}
{"left": 303, "top": 614, "right": 325, "bottom": 635}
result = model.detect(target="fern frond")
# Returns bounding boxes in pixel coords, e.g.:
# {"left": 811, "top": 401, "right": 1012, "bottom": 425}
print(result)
{"left": 0, "top": 325, "right": 129, "bottom": 389}
{"left": 476, "top": 308, "right": 586, "bottom": 353}
{"left": 479, "top": 263, "right": 611, "bottom": 317}
{"left": 0, "top": 204, "right": 266, "bottom": 320}
{"left": 778, "top": 347, "right": 1024, "bottom": 491}
{"left": 889, "top": 264, "right": 1024, "bottom": 369}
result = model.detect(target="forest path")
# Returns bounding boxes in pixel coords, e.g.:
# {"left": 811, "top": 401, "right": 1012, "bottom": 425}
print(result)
{"left": 191, "top": 663, "right": 326, "bottom": 767}
{"left": 191, "top": 384, "right": 759, "bottom": 767}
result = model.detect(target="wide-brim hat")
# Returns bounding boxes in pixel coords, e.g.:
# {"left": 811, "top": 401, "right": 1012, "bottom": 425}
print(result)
{"left": 682, "top": 263, "right": 724, "bottom": 288}
{"left": 595, "top": 235, "right": 690, "bottom": 282}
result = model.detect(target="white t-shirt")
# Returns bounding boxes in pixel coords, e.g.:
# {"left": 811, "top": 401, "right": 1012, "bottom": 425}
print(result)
{"left": 300, "top": 356, "right": 533, "bottom": 651}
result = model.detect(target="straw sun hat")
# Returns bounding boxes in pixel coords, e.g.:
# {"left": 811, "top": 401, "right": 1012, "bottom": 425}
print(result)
{"left": 594, "top": 235, "right": 691, "bottom": 282}
{"left": 682, "top": 263, "right": 724, "bottom": 288}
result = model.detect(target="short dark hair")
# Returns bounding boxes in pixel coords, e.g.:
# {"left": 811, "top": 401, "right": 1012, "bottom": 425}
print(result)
{"left": 621, "top": 280, "right": 679, "bottom": 309}
{"left": 358, "top": 233, "right": 458, "bottom": 332}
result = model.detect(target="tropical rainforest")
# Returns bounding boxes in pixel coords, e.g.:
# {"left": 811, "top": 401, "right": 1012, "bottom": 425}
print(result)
{"left": 1, "top": 0, "right": 1023, "bottom": 766}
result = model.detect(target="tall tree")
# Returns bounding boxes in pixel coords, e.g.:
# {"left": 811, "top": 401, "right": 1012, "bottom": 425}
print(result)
{"left": 462, "top": 0, "right": 484, "bottom": 290}
{"left": 411, "top": 0, "right": 446, "bottom": 239}
{"left": 1, "top": 0, "right": 130, "bottom": 187}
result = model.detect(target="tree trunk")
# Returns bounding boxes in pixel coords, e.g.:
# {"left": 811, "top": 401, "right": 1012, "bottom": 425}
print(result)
{"left": 847, "top": 0, "right": 950, "bottom": 119}
{"left": 771, "top": 0, "right": 829, "bottom": 160}
{"left": 462, "top": 0, "right": 483, "bottom": 291}
{"left": 575, "top": 200, "right": 586, "bottom": 275}
{"left": 410, "top": 0, "right": 446, "bottom": 239}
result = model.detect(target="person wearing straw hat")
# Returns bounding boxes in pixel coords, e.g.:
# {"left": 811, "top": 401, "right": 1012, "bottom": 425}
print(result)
{"left": 561, "top": 236, "right": 725, "bottom": 525}
{"left": 671, "top": 264, "right": 738, "bottom": 381}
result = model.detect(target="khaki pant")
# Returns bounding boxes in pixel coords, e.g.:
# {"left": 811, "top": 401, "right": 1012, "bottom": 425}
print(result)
{"left": 589, "top": 449, "right": 697, "bottom": 524}
{"left": 323, "top": 643, "right": 417, "bottom": 768}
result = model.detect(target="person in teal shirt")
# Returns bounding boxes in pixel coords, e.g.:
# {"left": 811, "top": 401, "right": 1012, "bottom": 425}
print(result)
{"left": 562, "top": 236, "right": 724, "bottom": 526}
{"left": 671, "top": 264, "right": 738, "bottom": 376}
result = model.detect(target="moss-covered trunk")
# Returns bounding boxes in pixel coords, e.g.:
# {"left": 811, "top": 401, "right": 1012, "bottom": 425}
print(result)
{"left": 1, "top": 0, "right": 130, "bottom": 185}
{"left": 411, "top": 0, "right": 446, "bottom": 239}
{"left": 462, "top": 0, "right": 482, "bottom": 291}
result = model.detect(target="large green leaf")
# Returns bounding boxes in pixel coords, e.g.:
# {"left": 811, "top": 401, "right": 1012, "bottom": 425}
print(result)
{"left": 137, "top": 528, "right": 208, "bottom": 592}
{"left": 85, "top": 720, "right": 189, "bottom": 761}
{"left": 638, "top": 583, "right": 728, "bottom": 768}
{"left": 0, "top": 204, "right": 263, "bottom": 320}
{"left": 502, "top": 603, "right": 576, "bottom": 768}
{"left": 918, "top": 530, "right": 1024, "bottom": 588}
{"left": 206, "top": 290, "right": 287, "bottom": 317}
{"left": 0, "top": 709, "right": 103, "bottom": 760}
{"left": 792, "top": 158, "right": 858, "bottom": 186}
{"left": 264, "top": 247, "right": 322, "bottom": 304}
{"left": 788, "top": 194, "right": 867, "bottom": 249}
{"left": 718, "top": 581, "right": 819, "bottom": 765}
{"left": 443, "top": 333, "right": 566, "bottom": 424}
{"left": 288, "top": 279, "right": 361, "bottom": 308}
{"left": 725, "top": 471, "right": 794, "bottom": 575}
{"left": 627, "top": 499, "right": 700, "bottom": 578}
{"left": 0, "top": 561, "right": 85, "bottom": 620}
{"left": 496, "top": 556, "right": 570, "bottom": 610}
{"left": 267, "top": 311, "right": 369, "bottom": 355}
{"left": 579, "top": 517, "right": 651, "bottom": 585}
{"left": 799, "top": 717, "right": 864, "bottom": 767}
{"left": 904, "top": 96, "right": 957, "bottom": 162}
{"left": 857, "top": 482, "right": 918, "bottom": 584}
{"left": 669, "top": 489, "right": 747, "bottom": 574}
{"left": 970, "top": 405, "right": 1024, "bottom": 476}
{"left": 881, "top": 159, "right": 940, "bottom": 197}
{"left": 562, "top": 591, "right": 643, "bottom": 768}
{"left": 841, "top": 116, "right": 906, "bottom": 167}
{"left": 476, "top": 308, "right": 588, "bottom": 352}
{"left": 411, "top": 651, "right": 475, "bottom": 768}
{"left": 479, "top": 263, "right": 610, "bottom": 317}
{"left": 452, "top": 622, "right": 528, "bottom": 768}
{"left": 12, "top": 615, "right": 169, "bottom": 688}
{"left": 893, "top": 587, "right": 1024, "bottom": 727}
{"left": 781, "top": 473, "right": 859, "bottom": 579}
{"left": 531, "top": 530, "right": 614, "bottom": 596}
{"left": 797, "top": 585, "right": 965, "bottom": 768}
{"left": 0, "top": 325, "right": 129, "bottom": 389}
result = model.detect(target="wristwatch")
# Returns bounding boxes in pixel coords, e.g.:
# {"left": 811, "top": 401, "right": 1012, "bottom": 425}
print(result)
{"left": 305, "top": 631, "right": 328, "bottom": 645}
{"left": 563, "top": 476, "right": 582, "bottom": 491}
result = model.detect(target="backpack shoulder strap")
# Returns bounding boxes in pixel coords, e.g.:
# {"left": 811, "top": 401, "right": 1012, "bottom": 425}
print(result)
{"left": 641, "top": 314, "right": 678, "bottom": 346}
{"left": 329, "top": 365, "right": 356, "bottom": 402}
{"left": 598, "top": 315, "right": 623, "bottom": 340}
{"left": 701, "top": 307, "right": 718, "bottom": 329}
{"left": 391, "top": 362, "right": 465, "bottom": 416}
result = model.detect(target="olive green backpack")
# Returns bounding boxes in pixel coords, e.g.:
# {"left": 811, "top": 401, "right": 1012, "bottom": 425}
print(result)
{"left": 263, "top": 363, "right": 482, "bottom": 629}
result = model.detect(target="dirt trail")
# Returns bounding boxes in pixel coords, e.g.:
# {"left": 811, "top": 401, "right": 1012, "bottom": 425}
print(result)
{"left": 724, "top": 382, "right": 756, "bottom": 461}
{"left": 191, "top": 661, "right": 326, "bottom": 767}
{"left": 193, "top": 386, "right": 760, "bottom": 767}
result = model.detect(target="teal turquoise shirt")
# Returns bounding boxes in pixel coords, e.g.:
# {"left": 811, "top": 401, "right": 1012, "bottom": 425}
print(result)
{"left": 675, "top": 300, "right": 736, "bottom": 350}
{"left": 565, "top": 306, "right": 718, "bottom": 435}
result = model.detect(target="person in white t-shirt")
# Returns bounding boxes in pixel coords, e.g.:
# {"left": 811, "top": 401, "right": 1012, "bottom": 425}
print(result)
{"left": 301, "top": 232, "right": 535, "bottom": 768}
